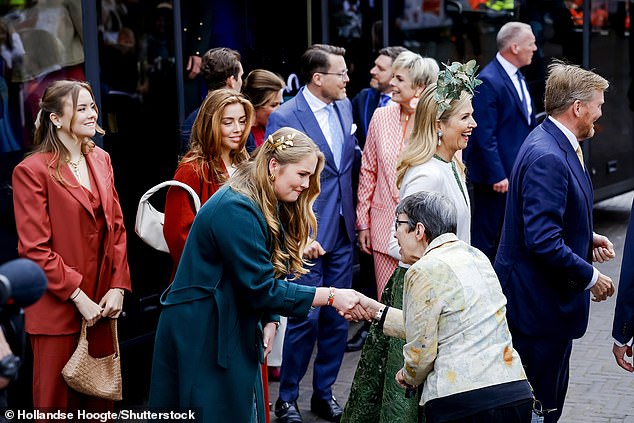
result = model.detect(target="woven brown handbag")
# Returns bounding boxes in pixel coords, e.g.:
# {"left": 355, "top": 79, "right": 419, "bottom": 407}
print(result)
{"left": 61, "top": 319, "right": 122, "bottom": 401}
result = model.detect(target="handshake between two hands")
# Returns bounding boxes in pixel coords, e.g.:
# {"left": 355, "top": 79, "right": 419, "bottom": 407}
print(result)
{"left": 327, "top": 291, "right": 418, "bottom": 393}
{"left": 328, "top": 289, "right": 384, "bottom": 322}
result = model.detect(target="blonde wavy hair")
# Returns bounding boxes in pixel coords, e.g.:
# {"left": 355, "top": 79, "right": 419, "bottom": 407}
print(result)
{"left": 32, "top": 80, "right": 103, "bottom": 185}
{"left": 396, "top": 83, "right": 472, "bottom": 188}
{"left": 228, "top": 127, "right": 325, "bottom": 279}
{"left": 181, "top": 88, "right": 253, "bottom": 184}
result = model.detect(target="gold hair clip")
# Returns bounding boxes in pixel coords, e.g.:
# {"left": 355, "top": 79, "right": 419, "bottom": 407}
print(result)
{"left": 267, "top": 132, "right": 297, "bottom": 151}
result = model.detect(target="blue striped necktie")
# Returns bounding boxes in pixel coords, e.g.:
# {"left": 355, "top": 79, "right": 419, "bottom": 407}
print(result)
{"left": 327, "top": 104, "right": 343, "bottom": 168}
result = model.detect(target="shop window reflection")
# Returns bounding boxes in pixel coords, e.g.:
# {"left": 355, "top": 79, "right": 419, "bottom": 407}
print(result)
{"left": 1, "top": 0, "right": 83, "bottom": 149}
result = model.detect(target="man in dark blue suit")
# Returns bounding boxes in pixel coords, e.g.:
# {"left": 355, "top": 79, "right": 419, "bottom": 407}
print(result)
{"left": 463, "top": 22, "right": 537, "bottom": 262}
{"left": 266, "top": 44, "right": 356, "bottom": 423}
{"left": 495, "top": 61, "right": 615, "bottom": 422}
{"left": 350, "top": 46, "right": 407, "bottom": 149}
{"left": 612, "top": 200, "right": 634, "bottom": 372}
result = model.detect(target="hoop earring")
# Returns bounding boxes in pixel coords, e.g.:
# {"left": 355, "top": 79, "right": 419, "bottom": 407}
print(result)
{"left": 269, "top": 174, "right": 276, "bottom": 183}
{"left": 437, "top": 130, "right": 443, "bottom": 146}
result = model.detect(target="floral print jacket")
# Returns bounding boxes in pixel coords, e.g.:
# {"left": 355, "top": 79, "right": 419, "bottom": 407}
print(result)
{"left": 383, "top": 233, "right": 527, "bottom": 405}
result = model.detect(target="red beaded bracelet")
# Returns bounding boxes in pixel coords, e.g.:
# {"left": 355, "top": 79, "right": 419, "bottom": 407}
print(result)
{"left": 327, "top": 287, "right": 335, "bottom": 306}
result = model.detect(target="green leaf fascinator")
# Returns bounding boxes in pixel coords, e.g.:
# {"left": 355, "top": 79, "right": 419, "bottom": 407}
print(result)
{"left": 435, "top": 60, "right": 483, "bottom": 115}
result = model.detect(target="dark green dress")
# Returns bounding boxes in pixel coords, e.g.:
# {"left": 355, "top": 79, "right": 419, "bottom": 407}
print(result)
{"left": 149, "top": 186, "right": 316, "bottom": 423}
{"left": 341, "top": 266, "right": 422, "bottom": 423}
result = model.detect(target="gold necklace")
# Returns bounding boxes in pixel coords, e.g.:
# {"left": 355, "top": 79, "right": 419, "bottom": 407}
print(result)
{"left": 68, "top": 153, "right": 84, "bottom": 182}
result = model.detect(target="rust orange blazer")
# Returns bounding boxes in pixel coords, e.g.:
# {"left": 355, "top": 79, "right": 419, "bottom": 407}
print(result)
{"left": 163, "top": 158, "right": 224, "bottom": 273}
{"left": 12, "top": 147, "right": 131, "bottom": 336}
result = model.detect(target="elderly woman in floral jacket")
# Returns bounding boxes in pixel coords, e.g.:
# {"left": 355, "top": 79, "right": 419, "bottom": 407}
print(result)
{"left": 362, "top": 191, "right": 533, "bottom": 423}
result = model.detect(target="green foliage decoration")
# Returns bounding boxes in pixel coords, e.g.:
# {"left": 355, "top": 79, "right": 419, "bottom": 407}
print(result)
{"left": 434, "top": 60, "right": 482, "bottom": 115}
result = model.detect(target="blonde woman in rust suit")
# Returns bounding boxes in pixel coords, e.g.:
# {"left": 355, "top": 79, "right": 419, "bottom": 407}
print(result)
{"left": 356, "top": 52, "right": 438, "bottom": 299}
{"left": 12, "top": 80, "right": 131, "bottom": 411}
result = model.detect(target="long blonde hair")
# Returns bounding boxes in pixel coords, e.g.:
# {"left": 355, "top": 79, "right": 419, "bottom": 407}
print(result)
{"left": 396, "top": 84, "right": 471, "bottom": 188}
{"left": 181, "top": 88, "right": 253, "bottom": 184}
{"left": 228, "top": 127, "right": 325, "bottom": 279}
{"left": 32, "top": 80, "right": 103, "bottom": 185}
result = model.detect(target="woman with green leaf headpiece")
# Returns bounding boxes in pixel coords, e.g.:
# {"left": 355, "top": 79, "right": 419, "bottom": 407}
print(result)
{"left": 342, "top": 61, "right": 479, "bottom": 423}
{"left": 393, "top": 60, "right": 481, "bottom": 248}
{"left": 346, "top": 61, "right": 532, "bottom": 423}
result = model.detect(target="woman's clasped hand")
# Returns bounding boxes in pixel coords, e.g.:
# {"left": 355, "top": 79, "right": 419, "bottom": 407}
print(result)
{"left": 332, "top": 289, "right": 377, "bottom": 322}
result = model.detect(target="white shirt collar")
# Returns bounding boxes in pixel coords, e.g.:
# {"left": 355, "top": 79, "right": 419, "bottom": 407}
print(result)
{"left": 496, "top": 53, "right": 519, "bottom": 79}
{"left": 548, "top": 115, "right": 581, "bottom": 151}
{"left": 302, "top": 86, "right": 329, "bottom": 113}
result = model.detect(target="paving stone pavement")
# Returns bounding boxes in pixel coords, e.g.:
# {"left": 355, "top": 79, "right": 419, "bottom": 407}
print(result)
{"left": 268, "top": 190, "right": 634, "bottom": 423}
{"left": 560, "top": 190, "right": 634, "bottom": 423}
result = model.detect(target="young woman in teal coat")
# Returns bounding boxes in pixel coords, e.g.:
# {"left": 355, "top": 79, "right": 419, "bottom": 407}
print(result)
{"left": 149, "top": 127, "right": 370, "bottom": 423}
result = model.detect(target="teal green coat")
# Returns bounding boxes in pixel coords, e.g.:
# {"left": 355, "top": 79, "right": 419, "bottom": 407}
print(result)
{"left": 149, "top": 186, "right": 316, "bottom": 422}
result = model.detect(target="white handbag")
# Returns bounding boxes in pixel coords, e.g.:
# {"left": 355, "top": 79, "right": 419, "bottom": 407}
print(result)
{"left": 134, "top": 180, "right": 201, "bottom": 253}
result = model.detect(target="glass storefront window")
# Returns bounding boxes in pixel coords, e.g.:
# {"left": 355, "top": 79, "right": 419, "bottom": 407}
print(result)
{"left": 0, "top": 0, "right": 85, "bottom": 153}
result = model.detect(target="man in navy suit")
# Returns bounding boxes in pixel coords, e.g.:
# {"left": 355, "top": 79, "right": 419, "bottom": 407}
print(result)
{"left": 463, "top": 22, "right": 537, "bottom": 262}
{"left": 350, "top": 46, "right": 407, "bottom": 149}
{"left": 612, "top": 201, "right": 634, "bottom": 372}
{"left": 495, "top": 61, "right": 615, "bottom": 422}
{"left": 266, "top": 44, "right": 356, "bottom": 423}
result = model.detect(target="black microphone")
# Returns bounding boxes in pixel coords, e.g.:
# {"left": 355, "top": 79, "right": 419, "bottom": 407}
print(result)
{"left": 0, "top": 258, "right": 47, "bottom": 307}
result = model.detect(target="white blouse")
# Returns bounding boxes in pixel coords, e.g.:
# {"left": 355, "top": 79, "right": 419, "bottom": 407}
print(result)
{"left": 388, "top": 156, "right": 471, "bottom": 261}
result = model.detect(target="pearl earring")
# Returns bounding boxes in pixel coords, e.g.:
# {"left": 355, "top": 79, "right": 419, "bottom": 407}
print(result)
{"left": 437, "top": 130, "right": 443, "bottom": 146}
{"left": 56, "top": 124, "right": 61, "bottom": 129}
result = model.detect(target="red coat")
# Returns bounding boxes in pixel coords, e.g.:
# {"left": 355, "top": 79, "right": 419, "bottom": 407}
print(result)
{"left": 163, "top": 159, "right": 225, "bottom": 271}
{"left": 12, "top": 147, "right": 131, "bottom": 335}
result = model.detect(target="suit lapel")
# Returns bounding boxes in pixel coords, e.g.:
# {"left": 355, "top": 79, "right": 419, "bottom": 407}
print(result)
{"left": 364, "top": 89, "right": 380, "bottom": 129}
{"left": 543, "top": 119, "right": 593, "bottom": 213}
{"left": 86, "top": 152, "right": 111, "bottom": 222}
{"left": 58, "top": 160, "right": 94, "bottom": 219}
{"left": 293, "top": 89, "right": 337, "bottom": 168}
{"left": 333, "top": 100, "right": 353, "bottom": 171}
{"left": 493, "top": 60, "right": 528, "bottom": 123}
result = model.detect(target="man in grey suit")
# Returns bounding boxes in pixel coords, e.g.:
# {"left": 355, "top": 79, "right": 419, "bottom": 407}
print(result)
{"left": 266, "top": 44, "right": 356, "bottom": 423}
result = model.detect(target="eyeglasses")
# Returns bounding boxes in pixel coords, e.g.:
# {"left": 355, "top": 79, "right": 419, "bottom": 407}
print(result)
{"left": 394, "top": 219, "right": 410, "bottom": 231}
{"left": 318, "top": 69, "right": 349, "bottom": 81}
